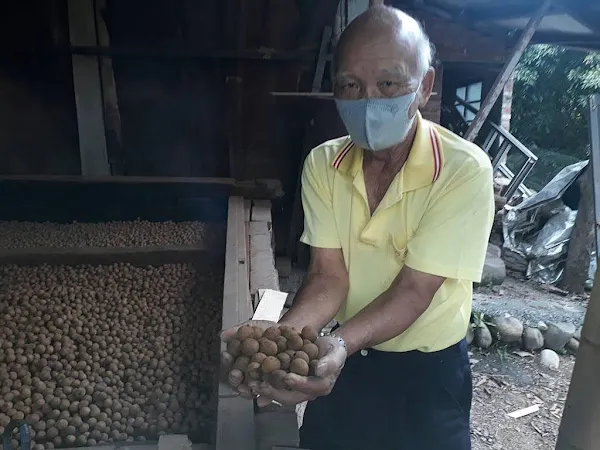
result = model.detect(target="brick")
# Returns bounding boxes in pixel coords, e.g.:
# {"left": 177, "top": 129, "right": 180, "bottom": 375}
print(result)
{"left": 251, "top": 199, "right": 272, "bottom": 223}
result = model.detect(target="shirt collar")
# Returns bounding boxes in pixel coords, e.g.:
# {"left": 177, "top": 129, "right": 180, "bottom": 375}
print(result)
{"left": 331, "top": 112, "right": 444, "bottom": 192}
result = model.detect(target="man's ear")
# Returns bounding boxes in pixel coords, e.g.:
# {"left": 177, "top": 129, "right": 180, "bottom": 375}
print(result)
{"left": 419, "top": 68, "right": 435, "bottom": 107}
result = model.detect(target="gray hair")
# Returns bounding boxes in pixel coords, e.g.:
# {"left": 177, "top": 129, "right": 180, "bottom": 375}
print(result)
{"left": 332, "top": 6, "right": 435, "bottom": 80}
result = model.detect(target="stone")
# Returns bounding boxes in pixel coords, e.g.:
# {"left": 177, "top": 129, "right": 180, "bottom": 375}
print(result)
{"left": 574, "top": 327, "right": 582, "bottom": 341}
{"left": 474, "top": 323, "right": 493, "bottom": 349}
{"left": 466, "top": 323, "right": 474, "bottom": 345}
{"left": 537, "top": 321, "right": 549, "bottom": 332}
{"left": 544, "top": 322, "right": 576, "bottom": 351}
{"left": 566, "top": 338, "right": 580, "bottom": 353}
{"left": 523, "top": 327, "right": 544, "bottom": 351}
{"left": 493, "top": 315, "right": 523, "bottom": 343}
{"left": 487, "top": 243, "right": 502, "bottom": 259}
{"left": 479, "top": 252, "right": 507, "bottom": 286}
{"left": 540, "top": 349, "right": 560, "bottom": 370}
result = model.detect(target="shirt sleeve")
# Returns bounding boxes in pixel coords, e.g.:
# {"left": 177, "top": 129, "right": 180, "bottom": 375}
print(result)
{"left": 299, "top": 151, "right": 341, "bottom": 249}
{"left": 405, "top": 165, "right": 495, "bottom": 282}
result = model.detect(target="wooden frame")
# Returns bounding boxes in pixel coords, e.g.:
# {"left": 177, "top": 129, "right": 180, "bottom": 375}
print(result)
{"left": 216, "top": 196, "right": 256, "bottom": 450}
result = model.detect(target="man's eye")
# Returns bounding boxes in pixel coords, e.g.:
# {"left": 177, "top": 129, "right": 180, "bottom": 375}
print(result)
{"left": 380, "top": 81, "right": 397, "bottom": 88}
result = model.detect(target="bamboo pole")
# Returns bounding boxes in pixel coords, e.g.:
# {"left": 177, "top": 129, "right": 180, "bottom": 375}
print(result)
{"left": 464, "top": 0, "right": 552, "bottom": 142}
{"left": 555, "top": 95, "right": 600, "bottom": 450}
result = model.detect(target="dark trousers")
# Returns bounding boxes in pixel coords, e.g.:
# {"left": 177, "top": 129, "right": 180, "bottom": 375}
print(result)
{"left": 299, "top": 340, "right": 472, "bottom": 450}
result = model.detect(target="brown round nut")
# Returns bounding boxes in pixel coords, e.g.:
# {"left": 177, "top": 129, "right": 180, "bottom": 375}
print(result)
{"left": 261, "top": 356, "right": 281, "bottom": 374}
{"left": 276, "top": 353, "right": 291, "bottom": 371}
{"left": 226, "top": 339, "right": 242, "bottom": 358}
{"left": 302, "top": 343, "right": 319, "bottom": 361}
{"left": 290, "top": 358, "right": 309, "bottom": 376}
{"left": 251, "top": 352, "right": 267, "bottom": 364}
{"left": 240, "top": 338, "right": 260, "bottom": 357}
{"left": 280, "top": 326, "right": 299, "bottom": 340}
{"left": 221, "top": 351, "right": 235, "bottom": 369}
{"left": 237, "top": 325, "right": 255, "bottom": 340}
{"left": 252, "top": 326, "right": 264, "bottom": 340}
{"left": 275, "top": 336, "right": 287, "bottom": 353}
{"left": 263, "top": 327, "right": 281, "bottom": 340}
{"left": 258, "top": 338, "right": 278, "bottom": 357}
{"left": 228, "top": 369, "right": 244, "bottom": 388}
{"left": 294, "top": 351, "right": 310, "bottom": 364}
{"left": 246, "top": 362, "right": 262, "bottom": 380}
{"left": 284, "top": 349, "right": 296, "bottom": 358}
{"left": 233, "top": 356, "right": 250, "bottom": 371}
{"left": 301, "top": 326, "right": 319, "bottom": 343}
{"left": 268, "top": 370, "right": 288, "bottom": 389}
{"left": 287, "top": 335, "right": 304, "bottom": 351}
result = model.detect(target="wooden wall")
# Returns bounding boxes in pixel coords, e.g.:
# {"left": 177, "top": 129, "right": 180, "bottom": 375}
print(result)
{"left": 0, "top": 0, "right": 512, "bottom": 198}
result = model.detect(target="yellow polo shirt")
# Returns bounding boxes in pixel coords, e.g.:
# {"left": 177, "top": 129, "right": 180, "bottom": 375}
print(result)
{"left": 300, "top": 113, "right": 495, "bottom": 352}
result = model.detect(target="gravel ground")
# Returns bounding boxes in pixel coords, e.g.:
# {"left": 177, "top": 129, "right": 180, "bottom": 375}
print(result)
{"left": 474, "top": 277, "right": 588, "bottom": 327}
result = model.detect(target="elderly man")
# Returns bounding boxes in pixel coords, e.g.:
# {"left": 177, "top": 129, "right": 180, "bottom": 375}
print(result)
{"left": 222, "top": 5, "right": 494, "bottom": 450}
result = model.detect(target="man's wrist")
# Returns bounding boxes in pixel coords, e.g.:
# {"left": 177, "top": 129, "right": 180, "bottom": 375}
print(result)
{"left": 333, "top": 326, "right": 365, "bottom": 356}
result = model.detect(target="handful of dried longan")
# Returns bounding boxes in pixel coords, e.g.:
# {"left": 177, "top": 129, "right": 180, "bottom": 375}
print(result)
{"left": 222, "top": 325, "right": 321, "bottom": 390}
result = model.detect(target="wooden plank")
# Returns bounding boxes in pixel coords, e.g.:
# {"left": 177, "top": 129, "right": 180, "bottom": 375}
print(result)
{"left": 252, "top": 289, "right": 289, "bottom": 322}
{"left": 0, "top": 245, "right": 220, "bottom": 267}
{"left": 67, "top": 0, "right": 110, "bottom": 176}
{"left": 589, "top": 95, "right": 600, "bottom": 255}
{"left": 464, "top": 0, "right": 552, "bottom": 142}
{"left": 217, "top": 196, "right": 255, "bottom": 450}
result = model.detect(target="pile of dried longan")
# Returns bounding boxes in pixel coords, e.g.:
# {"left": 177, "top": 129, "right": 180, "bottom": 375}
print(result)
{"left": 223, "top": 325, "right": 321, "bottom": 390}
{"left": 0, "top": 220, "right": 222, "bottom": 249}
{"left": 0, "top": 262, "right": 222, "bottom": 448}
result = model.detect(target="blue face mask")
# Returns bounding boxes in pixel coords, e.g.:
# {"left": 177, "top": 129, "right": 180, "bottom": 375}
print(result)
{"left": 335, "top": 88, "right": 419, "bottom": 151}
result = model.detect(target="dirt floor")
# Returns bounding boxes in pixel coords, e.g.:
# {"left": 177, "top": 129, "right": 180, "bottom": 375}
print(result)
{"left": 470, "top": 348, "right": 575, "bottom": 450}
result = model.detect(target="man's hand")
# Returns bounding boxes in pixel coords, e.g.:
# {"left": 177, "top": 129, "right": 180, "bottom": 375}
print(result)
{"left": 250, "top": 335, "right": 347, "bottom": 407}
{"left": 220, "top": 319, "right": 278, "bottom": 399}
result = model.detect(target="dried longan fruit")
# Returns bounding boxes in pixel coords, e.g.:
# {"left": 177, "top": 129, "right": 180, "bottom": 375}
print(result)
{"left": 290, "top": 358, "right": 309, "bottom": 376}
{"left": 280, "top": 326, "right": 299, "bottom": 340}
{"left": 228, "top": 369, "right": 244, "bottom": 388}
{"left": 268, "top": 370, "right": 288, "bottom": 389}
{"left": 294, "top": 351, "right": 310, "bottom": 363}
{"left": 240, "top": 338, "right": 260, "bottom": 357}
{"left": 261, "top": 356, "right": 281, "bottom": 374}
{"left": 263, "top": 327, "right": 281, "bottom": 340}
{"left": 252, "top": 327, "right": 264, "bottom": 340}
{"left": 236, "top": 325, "right": 254, "bottom": 340}
{"left": 284, "top": 349, "right": 296, "bottom": 358}
{"left": 233, "top": 356, "right": 250, "bottom": 371}
{"left": 301, "top": 326, "right": 319, "bottom": 343}
{"left": 275, "top": 336, "right": 287, "bottom": 353}
{"left": 302, "top": 343, "right": 319, "bottom": 360}
{"left": 276, "top": 353, "right": 291, "bottom": 371}
{"left": 251, "top": 352, "right": 267, "bottom": 364}
{"left": 287, "top": 335, "right": 304, "bottom": 351}
{"left": 226, "top": 339, "right": 242, "bottom": 358}
{"left": 258, "top": 338, "right": 278, "bottom": 357}
{"left": 246, "top": 362, "right": 261, "bottom": 380}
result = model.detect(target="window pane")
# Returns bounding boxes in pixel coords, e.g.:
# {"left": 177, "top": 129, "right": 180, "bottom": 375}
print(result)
{"left": 456, "top": 105, "right": 465, "bottom": 117}
{"left": 471, "top": 101, "right": 481, "bottom": 112}
{"left": 456, "top": 87, "right": 466, "bottom": 100}
{"left": 466, "top": 109, "right": 476, "bottom": 122}
{"left": 467, "top": 82, "right": 483, "bottom": 102}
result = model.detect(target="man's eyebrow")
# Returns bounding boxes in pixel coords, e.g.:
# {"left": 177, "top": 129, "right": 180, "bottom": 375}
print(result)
{"left": 380, "top": 65, "right": 410, "bottom": 78}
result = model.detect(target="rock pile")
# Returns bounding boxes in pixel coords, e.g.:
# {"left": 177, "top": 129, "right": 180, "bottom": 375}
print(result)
{"left": 468, "top": 312, "right": 582, "bottom": 370}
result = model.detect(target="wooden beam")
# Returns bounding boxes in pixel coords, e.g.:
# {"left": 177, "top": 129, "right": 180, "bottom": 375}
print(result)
{"left": 463, "top": 0, "right": 553, "bottom": 142}
{"left": 0, "top": 245, "right": 219, "bottom": 267}
{"left": 67, "top": 0, "right": 111, "bottom": 176}
{"left": 217, "top": 197, "right": 255, "bottom": 450}
{"left": 96, "top": 0, "right": 124, "bottom": 174}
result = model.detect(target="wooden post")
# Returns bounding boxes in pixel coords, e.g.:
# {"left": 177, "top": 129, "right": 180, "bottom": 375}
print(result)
{"left": 554, "top": 94, "right": 600, "bottom": 450}
{"left": 463, "top": 0, "right": 552, "bottom": 142}
{"left": 67, "top": 0, "right": 111, "bottom": 175}
{"left": 96, "top": 0, "right": 124, "bottom": 174}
